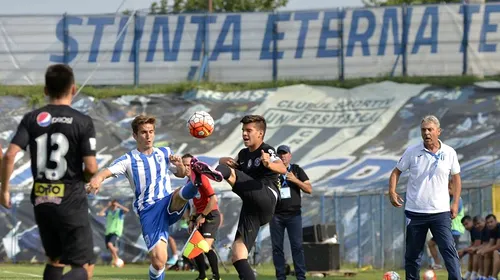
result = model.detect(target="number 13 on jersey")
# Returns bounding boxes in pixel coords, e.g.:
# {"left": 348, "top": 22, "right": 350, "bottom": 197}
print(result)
{"left": 35, "top": 133, "right": 69, "bottom": 181}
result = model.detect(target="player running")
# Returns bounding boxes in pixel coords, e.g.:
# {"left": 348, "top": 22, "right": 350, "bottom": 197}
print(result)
{"left": 182, "top": 153, "right": 222, "bottom": 280}
{"left": 192, "top": 115, "right": 286, "bottom": 280}
{"left": 86, "top": 115, "right": 223, "bottom": 280}
{"left": 0, "top": 64, "right": 98, "bottom": 280}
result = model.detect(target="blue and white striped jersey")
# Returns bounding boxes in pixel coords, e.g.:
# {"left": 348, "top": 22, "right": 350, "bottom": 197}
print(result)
{"left": 107, "top": 147, "right": 177, "bottom": 213}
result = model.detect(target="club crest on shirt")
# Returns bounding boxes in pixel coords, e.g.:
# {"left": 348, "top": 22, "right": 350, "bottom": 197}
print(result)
{"left": 254, "top": 158, "right": 261, "bottom": 167}
{"left": 155, "top": 153, "right": 163, "bottom": 162}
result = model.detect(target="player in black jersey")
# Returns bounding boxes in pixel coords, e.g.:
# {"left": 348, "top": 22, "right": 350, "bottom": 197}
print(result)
{"left": 193, "top": 115, "right": 286, "bottom": 280}
{"left": 0, "top": 64, "right": 98, "bottom": 280}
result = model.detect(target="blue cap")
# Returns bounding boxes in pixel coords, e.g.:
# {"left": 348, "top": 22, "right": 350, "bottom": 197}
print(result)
{"left": 277, "top": 145, "right": 291, "bottom": 154}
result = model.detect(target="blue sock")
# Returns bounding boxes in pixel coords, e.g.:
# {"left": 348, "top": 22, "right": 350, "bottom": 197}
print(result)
{"left": 149, "top": 264, "right": 165, "bottom": 280}
{"left": 180, "top": 181, "right": 198, "bottom": 200}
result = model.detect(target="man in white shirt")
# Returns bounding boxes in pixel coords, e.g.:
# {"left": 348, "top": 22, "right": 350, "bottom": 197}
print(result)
{"left": 388, "top": 115, "right": 462, "bottom": 280}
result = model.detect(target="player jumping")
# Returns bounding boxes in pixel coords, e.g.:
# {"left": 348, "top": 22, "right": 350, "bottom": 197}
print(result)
{"left": 0, "top": 64, "right": 98, "bottom": 280}
{"left": 87, "top": 114, "right": 223, "bottom": 280}
{"left": 192, "top": 115, "right": 286, "bottom": 280}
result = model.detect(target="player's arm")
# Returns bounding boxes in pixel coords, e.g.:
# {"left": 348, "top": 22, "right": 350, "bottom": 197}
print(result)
{"left": 88, "top": 155, "right": 129, "bottom": 194}
{"left": 1, "top": 115, "right": 29, "bottom": 208}
{"left": 262, "top": 149, "right": 286, "bottom": 174}
{"left": 81, "top": 116, "right": 98, "bottom": 182}
{"left": 219, "top": 156, "right": 239, "bottom": 169}
{"left": 116, "top": 202, "right": 130, "bottom": 213}
{"left": 169, "top": 154, "right": 187, "bottom": 178}
{"left": 97, "top": 203, "right": 110, "bottom": 216}
{"left": 199, "top": 176, "right": 217, "bottom": 217}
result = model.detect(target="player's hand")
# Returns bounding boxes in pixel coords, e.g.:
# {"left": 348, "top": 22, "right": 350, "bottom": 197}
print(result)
{"left": 196, "top": 215, "right": 206, "bottom": 228}
{"left": 0, "top": 191, "right": 11, "bottom": 209}
{"left": 221, "top": 157, "right": 238, "bottom": 169}
{"left": 188, "top": 221, "right": 195, "bottom": 234}
{"left": 261, "top": 150, "right": 271, "bottom": 167}
{"left": 286, "top": 172, "right": 298, "bottom": 183}
{"left": 389, "top": 191, "right": 404, "bottom": 208}
{"left": 450, "top": 203, "right": 458, "bottom": 219}
{"left": 169, "top": 154, "right": 182, "bottom": 165}
{"left": 86, "top": 177, "right": 102, "bottom": 195}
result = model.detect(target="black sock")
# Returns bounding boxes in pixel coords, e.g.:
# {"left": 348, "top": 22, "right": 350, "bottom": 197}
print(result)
{"left": 43, "top": 264, "right": 63, "bottom": 280}
{"left": 62, "top": 266, "right": 88, "bottom": 280}
{"left": 194, "top": 254, "right": 207, "bottom": 279}
{"left": 233, "top": 259, "right": 255, "bottom": 280}
{"left": 215, "top": 165, "right": 231, "bottom": 180}
{"left": 206, "top": 250, "right": 220, "bottom": 279}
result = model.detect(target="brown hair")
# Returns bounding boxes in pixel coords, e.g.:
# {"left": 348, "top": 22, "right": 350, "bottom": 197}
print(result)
{"left": 240, "top": 115, "right": 267, "bottom": 135}
{"left": 45, "top": 64, "right": 75, "bottom": 99}
{"left": 131, "top": 115, "right": 156, "bottom": 134}
{"left": 182, "top": 153, "right": 194, "bottom": 159}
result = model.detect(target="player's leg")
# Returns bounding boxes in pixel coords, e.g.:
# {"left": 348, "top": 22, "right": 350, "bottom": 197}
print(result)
{"left": 270, "top": 214, "right": 287, "bottom": 280}
{"left": 427, "top": 238, "right": 442, "bottom": 269}
{"left": 490, "top": 251, "right": 500, "bottom": 280}
{"left": 485, "top": 252, "right": 494, "bottom": 278}
{"left": 405, "top": 214, "right": 431, "bottom": 280}
{"left": 104, "top": 234, "right": 119, "bottom": 265}
{"left": 429, "top": 212, "right": 461, "bottom": 280}
{"left": 166, "top": 235, "right": 179, "bottom": 266}
{"left": 196, "top": 211, "right": 221, "bottom": 280}
{"left": 232, "top": 210, "right": 261, "bottom": 280}
{"left": 34, "top": 205, "right": 66, "bottom": 280}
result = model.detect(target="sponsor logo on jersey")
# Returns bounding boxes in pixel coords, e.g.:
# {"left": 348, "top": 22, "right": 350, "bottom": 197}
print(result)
{"left": 36, "top": 112, "right": 52, "bottom": 127}
{"left": 254, "top": 157, "right": 261, "bottom": 166}
{"left": 51, "top": 117, "right": 73, "bottom": 124}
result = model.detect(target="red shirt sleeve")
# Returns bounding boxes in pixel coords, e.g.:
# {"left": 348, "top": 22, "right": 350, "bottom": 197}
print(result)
{"left": 200, "top": 175, "right": 215, "bottom": 197}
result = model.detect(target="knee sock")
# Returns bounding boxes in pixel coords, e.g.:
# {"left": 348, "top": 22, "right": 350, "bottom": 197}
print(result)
{"left": 206, "top": 250, "right": 220, "bottom": 279}
{"left": 194, "top": 254, "right": 207, "bottom": 279}
{"left": 180, "top": 181, "right": 198, "bottom": 200}
{"left": 61, "top": 266, "right": 87, "bottom": 280}
{"left": 233, "top": 259, "right": 255, "bottom": 280}
{"left": 43, "top": 264, "right": 63, "bottom": 280}
{"left": 149, "top": 264, "right": 165, "bottom": 280}
{"left": 216, "top": 165, "right": 231, "bottom": 180}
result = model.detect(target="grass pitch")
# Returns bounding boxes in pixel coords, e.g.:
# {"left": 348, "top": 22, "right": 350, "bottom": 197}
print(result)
{"left": 0, "top": 263, "right": 451, "bottom": 279}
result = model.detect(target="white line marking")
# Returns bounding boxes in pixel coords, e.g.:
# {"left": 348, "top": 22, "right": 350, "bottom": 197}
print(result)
{"left": 1, "top": 270, "right": 42, "bottom": 278}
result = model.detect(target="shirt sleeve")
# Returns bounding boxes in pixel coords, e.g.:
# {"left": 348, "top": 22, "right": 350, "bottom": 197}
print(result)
{"left": 200, "top": 175, "right": 215, "bottom": 197}
{"left": 450, "top": 149, "right": 461, "bottom": 175}
{"left": 107, "top": 154, "right": 129, "bottom": 177}
{"left": 396, "top": 147, "right": 412, "bottom": 172}
{"left": 296, "top": 166, "right": 310, "bottom": 182}
{"left": 10, "top": 114, "right": 30, "bottom": 150}
{"left": 267, "top": 147, "right": 280, "bottom": 163}
{"left": 80, "top": 116, "right": 97, "bottom": 157}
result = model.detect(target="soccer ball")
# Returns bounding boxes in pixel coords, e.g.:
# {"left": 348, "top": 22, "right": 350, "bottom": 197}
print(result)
{"left": 114, "top": 258, "right": 124, "bottom": 268}
{"left": 423, "top": 269, "right": 437, "bottom": 280}
{"left": 383, "top": 271, "right": 400, "bottom": 280}
{"left": 187, "top": 111, "right": 215, "bottom": 139}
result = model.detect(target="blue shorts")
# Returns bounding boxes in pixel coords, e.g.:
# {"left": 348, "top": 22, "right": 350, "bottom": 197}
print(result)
{"left": 139, "top": 194, "right": 187, "bottom": 251}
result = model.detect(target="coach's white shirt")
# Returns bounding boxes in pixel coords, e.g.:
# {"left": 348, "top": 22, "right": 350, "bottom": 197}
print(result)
{"left": 396, "top": 140, "right": 460, "bottom": 214}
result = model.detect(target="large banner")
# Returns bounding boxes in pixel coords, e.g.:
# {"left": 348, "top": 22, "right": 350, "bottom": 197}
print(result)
{"left": 1, "top": 4, "right": 500, "bottom": 84}
{"left": 0, "top": 81, "right": 498, "bottom": 265}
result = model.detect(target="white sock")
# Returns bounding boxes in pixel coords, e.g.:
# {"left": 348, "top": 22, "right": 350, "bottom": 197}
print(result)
{"left": 149, "top": 264, "right": 165, "bottom": 279}
{"left": 464, "top": 271, "right": 472, "bottom": 279}
{"left": 471, "top": 271, "right": 477, "bottom": 280}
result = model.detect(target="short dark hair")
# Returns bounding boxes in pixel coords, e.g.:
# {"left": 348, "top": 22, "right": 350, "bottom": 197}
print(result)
{"left": 240, "top": 115, "right": 267, "bottom": 134}
{"left": 45, "top": 64, "right": 75, "bottom": 99}
{"left": 461, "top": 215, "right": 472, "bottom": 224}
{"left": 473, "top": 215, "right": 485, "bottom": 223}
{"left": 182, "top": 153, "right": 194, "bottom": 159}
{"left": 486, "top": 214, "right": 497, "bottom": 221}
{"left": 131, "top": 115, "right": 156, "bottom": 134}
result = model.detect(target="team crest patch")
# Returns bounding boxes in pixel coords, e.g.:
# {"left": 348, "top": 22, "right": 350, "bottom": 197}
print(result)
{"left": 254, "top": 158, "right": 261, "bottom": 166}
{"left": 247, "top": 159, "right": 252, "bottom": 168}
{"left": 36, "top": 112, "right": 52, "bottom": 127}
{"left": 155, "top": 153, "right": 163, "bottom": 162}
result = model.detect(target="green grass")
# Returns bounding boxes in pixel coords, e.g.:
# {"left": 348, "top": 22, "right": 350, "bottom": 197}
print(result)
{"left": 0, "top": 263, "right": 451, "bottom": 279}
{"left": 2, "top": 74, "right": 499, "bottom": 105}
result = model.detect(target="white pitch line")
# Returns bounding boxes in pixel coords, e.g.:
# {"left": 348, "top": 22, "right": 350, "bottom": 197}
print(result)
{"left": 1, "top": 270, "right": 42, "bottom": 278}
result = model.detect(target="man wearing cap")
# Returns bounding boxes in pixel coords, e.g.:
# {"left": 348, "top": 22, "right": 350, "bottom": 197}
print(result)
{"left": 270, "top": 145, "right": 312, "bottom": 280}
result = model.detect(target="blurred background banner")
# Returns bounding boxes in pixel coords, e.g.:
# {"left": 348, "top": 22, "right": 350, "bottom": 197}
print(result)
{"left": 0, "top": 80, "right": 498, "bottom": 267}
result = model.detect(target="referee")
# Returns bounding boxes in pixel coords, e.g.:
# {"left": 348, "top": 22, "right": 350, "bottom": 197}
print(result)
{"left": 388, "top": 115, "right": 462, "bottom": 280}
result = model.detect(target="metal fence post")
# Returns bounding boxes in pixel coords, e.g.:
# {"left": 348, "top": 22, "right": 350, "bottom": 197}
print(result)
{"left": 357, "top": 194, "right": 362, "bottom": 268}
{"left": 402, "top": 5, "right": 408, "bottom": 76}
{"left": 462, "top": 3, "right": 469, "bottom": 75}
{"left": 320, "top": 194, "right": 326, "bottom": 224}
{"left": 380, "top": 192, "right": 385, "bottom": 269}
{"left": 63, "top": 13, "right": 69, "bottom": 65}
{"left": 338, "top": 7, "right": 345, "bottom": 81}
{"left": 133, "top": 13, "right": 140, "bottom": 86}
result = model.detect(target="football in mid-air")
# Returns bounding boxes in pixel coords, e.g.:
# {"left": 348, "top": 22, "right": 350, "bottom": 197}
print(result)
{"left": 423, "top": 269, "right": 437, "bottom": 280}
{"left": 383, "top": 271, "right": 400, "bottom": 280}
{"left": 187, "top": 111, "right": 215, "bottom": 139}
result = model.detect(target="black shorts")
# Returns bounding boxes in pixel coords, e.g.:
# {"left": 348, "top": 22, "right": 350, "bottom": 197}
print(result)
{"left": 34, "top": 203, "right": 95, "bottom": 266}
{"left": 199, "top": 210, "right": 221, "bottom": 239}
{"left": 233, "top": 170, "right": 278, "bottom": 252}
{"left": 105, "top": 234, "right": 119, "bottom": 247}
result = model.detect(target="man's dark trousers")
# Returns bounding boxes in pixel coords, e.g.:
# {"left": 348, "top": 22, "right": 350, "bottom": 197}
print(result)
{"left": 405, "top": 211, "right": 461, "bottom": 280}
{"left": 270, "top": 213, "right": 307, "bottom": 280}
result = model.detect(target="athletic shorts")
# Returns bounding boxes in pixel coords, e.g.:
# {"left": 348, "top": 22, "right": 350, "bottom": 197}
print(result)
{"left": 199, "top": 210, "right": 221, "bottom": 239}
{"left": 139, "top": 193, "right": 187, "bottom": 252}
{"left": 233, "top": 170, "right": 278, "bottom": 252}
{"left": 105, "top": 234, "right": 119, "bottom": 247}
{"left": 34, "top": 202, "right": 95, "bottom": 266}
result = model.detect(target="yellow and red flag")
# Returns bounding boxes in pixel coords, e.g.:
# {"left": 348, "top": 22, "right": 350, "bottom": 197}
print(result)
{"left": 182, "top": 229, "right": 210, "bottom": 259}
